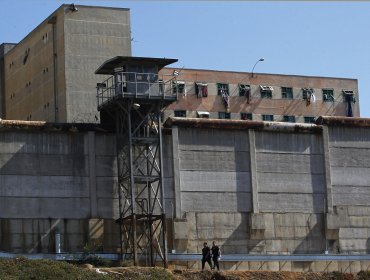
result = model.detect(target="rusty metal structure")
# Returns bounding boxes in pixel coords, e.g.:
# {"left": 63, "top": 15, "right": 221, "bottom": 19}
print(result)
{"left": 96, "top": 56, "right": 178, "bottom": 266}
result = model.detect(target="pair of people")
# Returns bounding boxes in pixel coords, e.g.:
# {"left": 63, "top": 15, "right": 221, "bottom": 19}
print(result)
{"left": 201, "top": 241, "right": 221, "bottom": 270}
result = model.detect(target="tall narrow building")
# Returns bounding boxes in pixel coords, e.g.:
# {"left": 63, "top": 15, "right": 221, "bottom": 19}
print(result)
{"left": 1, "top": 4, "right": 131, "bottom": 122}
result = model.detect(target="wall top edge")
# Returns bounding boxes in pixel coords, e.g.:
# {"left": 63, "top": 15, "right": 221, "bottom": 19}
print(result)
{"left": 0, "top": 120, "right": 110, "bottom": 133}
{"left": 316, "top": 116, "right": 370, "bottom": 127}
{"left": 164, "top": 117, "right": 323, "bottom": 134}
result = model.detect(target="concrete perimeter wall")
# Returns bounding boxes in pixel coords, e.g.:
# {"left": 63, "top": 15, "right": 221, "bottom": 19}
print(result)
{"left": 169, "top": 119, "right": 370, "bottom": 271}
{"left": 1, "top": 118, "right": 370, "bottom": 272}
{"left": 0, "top": 128, "right": 119, "bottom": 253}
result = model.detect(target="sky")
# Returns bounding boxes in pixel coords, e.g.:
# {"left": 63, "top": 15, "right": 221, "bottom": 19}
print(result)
{"left": 1, "top": 1, "right": 369, "bottom": 117}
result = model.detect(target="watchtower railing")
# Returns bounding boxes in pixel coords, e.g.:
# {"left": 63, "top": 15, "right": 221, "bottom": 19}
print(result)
{"left": 97, "top": 72, "right": 178, "bottom": 108}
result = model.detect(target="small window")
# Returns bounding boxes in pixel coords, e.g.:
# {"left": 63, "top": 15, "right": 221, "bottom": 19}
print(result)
{"left": 239, "top": 84, "right": 250, "bottom": 96}
{"left": 218, "top": 112, "right": 231, "bottom": 119}
{"left": 323, "top": 89, "right": 334, "bottom": 102}
{"left": 304, "top": 116, "right": 316, "bottom": 124}
{"left": 241, "top": 113, "right": 252, "bottom": 120}
{"left": 97, "top": 83, "right": 106, "bottom": 89}
{"left": 195, "top": 82, "right": 208, "bottom": 98}
{"left": 174, "top": 110, "right": 186, "bottom": 117}
{"left": 262, "top": 114, "right": 274, "bottom": 121}
{"left": 281, "top": 87, "right": 293, "bottom": 99}
{"left": 172, "top": 81, "right": 185, "bottom": 94}
{"left": 260, "top": 85, "right": 273, "bottom": 99}
{"left": 302, "top": 88, "right": 314, "bottom": 99}
{"left": 217, "top": 83, "right": 229, "bottom": 96}
{"left": 283, "top": 115, "right": 296, "bottom": 123}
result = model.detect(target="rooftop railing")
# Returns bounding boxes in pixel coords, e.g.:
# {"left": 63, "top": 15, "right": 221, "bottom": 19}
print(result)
{"left": 97, "top": 71, "right": 178, "bottom": 108}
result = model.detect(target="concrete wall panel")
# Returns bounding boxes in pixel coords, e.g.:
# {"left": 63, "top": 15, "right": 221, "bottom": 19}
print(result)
{"left": 180, "top": 150, "right": 250, "bottom": 171}
{"left": 179, "top": 129, "right": 249, "bottom": 152}
{"left": 258, "top": 173, "right": 325, "bottom": 194}
{"left": 181, "top": 192, "right": 251, "bottom": 212}
{"left": 255, "top": 132, "right": 323, "bottom": 154}
{"left": 259, "top": 194, "right": 325, "bottom": 213}
{"left": 180, "top": 171, "right": 251, "bottom": 192}
{"left": 0, "top": 154, "right": 88, "bottom": 176}
{"left": 256, "top": 153, "right": 324, "bottom": 174}
{"left": 0, "top": 175, "right": 88, "bottom": 197}
{"left": 0, "top": 198, "right": 90, "bottom": 219}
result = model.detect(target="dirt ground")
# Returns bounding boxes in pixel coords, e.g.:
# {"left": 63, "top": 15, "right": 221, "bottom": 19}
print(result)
{"left": 98, "top": 267, "right": 365, "bottom": 280}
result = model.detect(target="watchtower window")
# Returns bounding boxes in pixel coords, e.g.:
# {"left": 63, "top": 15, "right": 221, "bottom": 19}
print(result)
{"left": 260, "top": 85, "right": 273, "bottom": 99}
{"left": 217, "top": 83, "right": 229, "bottom": 96}
{"left": 172, "top": 81, "right": 185, "bottom": 94}
{"left": 281, "top": 87, "right": 293, "bottom": 99}
{"left": 323, "top": 89, "right": 334, "bottom": 102}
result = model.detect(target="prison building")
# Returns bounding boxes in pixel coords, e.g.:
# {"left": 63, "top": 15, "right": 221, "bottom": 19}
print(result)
{"left": 0, "top": 4, "right": 131, "bottom": 122}
{"left": 160, "top": 68, "right": 359, "bottom": 123}
{"left": 0, "top": 5, "right": 360, "bottom": 124}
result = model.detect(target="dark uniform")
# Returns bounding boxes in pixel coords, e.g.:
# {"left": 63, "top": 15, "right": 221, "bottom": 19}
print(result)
{"left": 201, "top": 243, "right": 212, "bottom": 270}
{"left": 211, "top": 242, "right": 221, "bottom": 270}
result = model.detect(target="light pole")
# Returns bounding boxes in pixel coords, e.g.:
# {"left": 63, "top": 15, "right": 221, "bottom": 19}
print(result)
{"left": 251, "top": 58, "right": 265, "bottom": 78}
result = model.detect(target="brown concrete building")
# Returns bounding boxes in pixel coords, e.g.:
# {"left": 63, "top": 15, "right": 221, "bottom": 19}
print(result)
{"left": 0, "top": 4, "right": 360, "bottom": 123}
{"left": 161, "top": 68, "right": 360, "bottom": 123}
{"left": 1, "top": 4, "right": 131, "bottom": 122}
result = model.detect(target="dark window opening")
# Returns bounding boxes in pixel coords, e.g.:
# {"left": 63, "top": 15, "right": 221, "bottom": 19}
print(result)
{"left": 174, "top": 110, "right": 186, "bottom": 117}
{"left": 172, "top": 81, "right": 185, "bottom": 94}
{"left": 239, "top": 84, "right": 251, "bottom": 103}
{"left": 304, "top": 116, "right": 316, "bottom": 124}
{"left": 282, "top": 87, "right": 293, "bottom": 99}
{"left": 195, "top": 83, "right": 208, "bottom": 98}
{"left": 260, "top": 85, "right": 273, "bottom": 99}
{"left": 241, "top": 113, "right": 252, "bottom": 120}
{"left": 283, "top": 115, "right": 296, "bottom": 123}
{"left": 218, "top": 112, "right": 231, "bottom": 119}
{"left": 323, "top": 89, "right": 334, "bottom": 102}
{"left": 262, "top": 114, "right": 274, "bottom": 121}
{"left": 217, "top": 83, "right": 229, "bottom": 96}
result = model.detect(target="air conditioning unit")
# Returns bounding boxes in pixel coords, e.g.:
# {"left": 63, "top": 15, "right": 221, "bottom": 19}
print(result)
{"left": 260, "top": 85, "right": 273, "bottom": 91}
{"left": 343, "top": 90, "right": 354, "bottom": 95}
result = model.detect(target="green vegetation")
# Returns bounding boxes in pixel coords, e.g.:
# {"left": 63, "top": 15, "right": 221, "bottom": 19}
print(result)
{"left": 0, "top": 257, "right": 111, "bottom": 280}
{"left": 0, "top": 257, "right": 369, "bottom": 280}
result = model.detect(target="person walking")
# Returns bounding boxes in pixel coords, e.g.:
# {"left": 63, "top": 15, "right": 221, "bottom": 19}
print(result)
{"left": 211, "top": 241, "right": 221, "bottom": 270}
{"left": 201, "top": 242, "right": 212, "bottom": 270}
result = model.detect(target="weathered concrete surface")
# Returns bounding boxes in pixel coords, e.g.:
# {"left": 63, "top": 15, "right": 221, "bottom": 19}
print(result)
{"left": 0, "top": 127, "right": 118, "bottom": 252}
{"left": 1, "top": 119, "right": 370, "bottom": 270}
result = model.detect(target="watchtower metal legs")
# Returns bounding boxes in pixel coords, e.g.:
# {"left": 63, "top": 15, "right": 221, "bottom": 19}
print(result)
{"left": 115, "top": 101, "right": 167, "bottom": 267}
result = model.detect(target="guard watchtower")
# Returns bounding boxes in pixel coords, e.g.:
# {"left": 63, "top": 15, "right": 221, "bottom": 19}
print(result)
{"left": 96, "top": 56, "right": 178, "bottom": 267}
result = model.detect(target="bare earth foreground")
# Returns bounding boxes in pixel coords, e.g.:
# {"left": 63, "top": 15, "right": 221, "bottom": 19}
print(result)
{"left": 0, "top": 258, "right": 369, "bottom": 280}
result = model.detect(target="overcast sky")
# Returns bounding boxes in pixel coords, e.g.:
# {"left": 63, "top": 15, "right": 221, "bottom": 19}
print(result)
{"left": 1, "top": 1, "right": 369, "bottom": 117}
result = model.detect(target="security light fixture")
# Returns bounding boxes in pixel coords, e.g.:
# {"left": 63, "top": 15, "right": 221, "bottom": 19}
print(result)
{"left": 70, "top": 3, "right": 78, "bottom": 12}
{"left": 133, "top": 103, "right": 140, "bottom": 110}
{"left": 251, "top": 58, "right": 265, "bottom": 78}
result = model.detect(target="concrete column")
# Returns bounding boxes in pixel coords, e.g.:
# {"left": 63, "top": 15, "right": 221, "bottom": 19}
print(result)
{"left": 322, "top": 126, "right": 333, "bottom": 213}
{"left": 248, "top": 129, "right": 259, "bottom": 213}
{"left": 172, "top": 126, "right": 181, "bottom": 218}
{"left": 88, "top": 131, "right": 98, "bottom": 217}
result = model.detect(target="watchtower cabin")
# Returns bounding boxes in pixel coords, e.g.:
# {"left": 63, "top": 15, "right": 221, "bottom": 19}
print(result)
{"left": 95, "top": 56, "right": 178, "bottom": 267}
